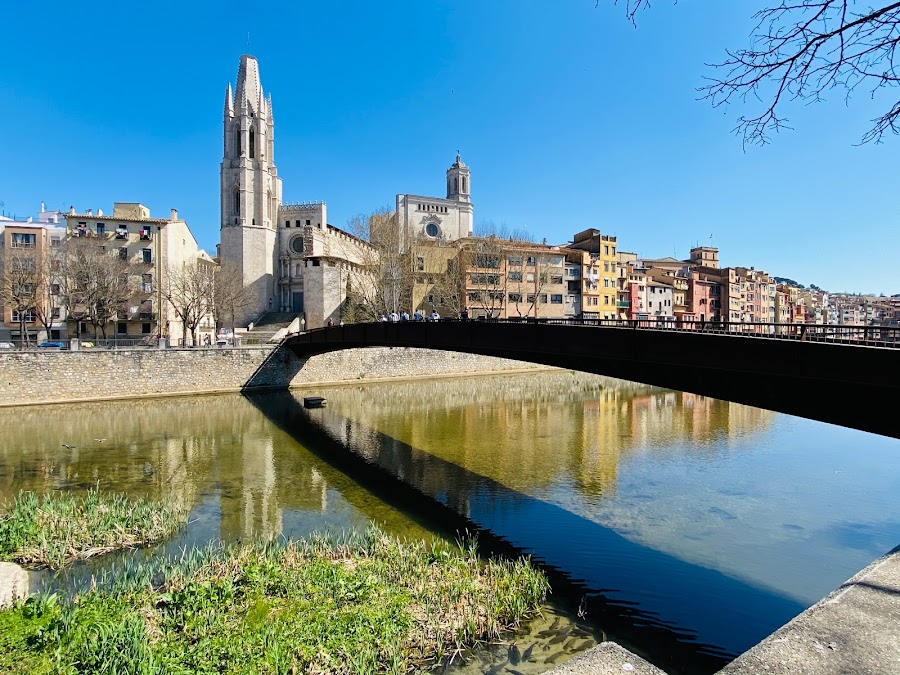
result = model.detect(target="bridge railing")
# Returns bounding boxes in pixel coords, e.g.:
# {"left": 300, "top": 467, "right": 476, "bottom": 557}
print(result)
{"left": 325, "top": 317, "right": 900, "bottom": 349}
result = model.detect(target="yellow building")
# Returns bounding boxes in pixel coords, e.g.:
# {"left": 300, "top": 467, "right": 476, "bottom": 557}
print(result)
{"left": 567, "top": 229, "right": 618, "bottom": 320}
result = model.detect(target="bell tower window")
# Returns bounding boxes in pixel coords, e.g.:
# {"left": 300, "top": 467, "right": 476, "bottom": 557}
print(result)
{"left": 234, "top": 126, "right": 241, "bottom": 158}
{"left": 249, "top": 128, "right": 255, "bottom": 159}
{"left": 234, "top": 189, "right": 240, "bottom": 213}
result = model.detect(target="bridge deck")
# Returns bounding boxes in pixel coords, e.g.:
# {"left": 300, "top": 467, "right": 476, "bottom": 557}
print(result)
{"left": 286, "top": 320, "right": 899, "bottom": 439}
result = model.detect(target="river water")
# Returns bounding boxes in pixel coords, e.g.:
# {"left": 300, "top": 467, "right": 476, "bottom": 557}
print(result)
{"left": 1, "top": 371, "right": 898, "bottom": 674}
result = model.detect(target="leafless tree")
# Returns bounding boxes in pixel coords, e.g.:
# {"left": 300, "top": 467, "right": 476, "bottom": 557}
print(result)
{"left": 344, "top": 208, "right": 412, "bottom": 320}
{"left": 606, "top": 1, "right": 900, "bottom": 146}
{"left": 33, "top": 247, "right": 62, "bottom": 343}
{"left": 163, "top": 260, "right": 215, "bottom": 346}
{"left": 211, "top": 261, "right": 250, "bottom": 339}
{"left": 0, "top": 248, "right": 39, "bottom": 345}
{"left": 58, "top": 239, "right": 133, "bottom": 339}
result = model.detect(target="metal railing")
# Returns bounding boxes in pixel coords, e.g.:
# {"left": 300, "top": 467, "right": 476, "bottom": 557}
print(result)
{"left": 313, "top": 317, "right": 900, "bottom": 349}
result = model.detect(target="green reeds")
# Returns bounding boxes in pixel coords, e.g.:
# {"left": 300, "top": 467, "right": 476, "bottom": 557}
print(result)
{"left": 0, "top": 488, "right": 188, "bottom": 569}
{"left": 0, "top": 525, "right": 548, "bottom": 674}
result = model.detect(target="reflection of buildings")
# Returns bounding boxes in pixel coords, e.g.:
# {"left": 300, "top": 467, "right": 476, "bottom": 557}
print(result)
{"left": 0, "top": 396, "right": 330, "bottom": 542}
{"left": 317, "top": 373, "right": 774, "bottom": 504}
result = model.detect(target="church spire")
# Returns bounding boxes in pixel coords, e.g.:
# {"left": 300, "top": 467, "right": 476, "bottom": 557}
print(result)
{"left": 224, "top": 83, "right": 233, "bottom": 118}
{"left": 236, "top": 54, "right": 262, "bottom": 111}
{"left": 446, "top": 151, "right": 471, "bottom": 203}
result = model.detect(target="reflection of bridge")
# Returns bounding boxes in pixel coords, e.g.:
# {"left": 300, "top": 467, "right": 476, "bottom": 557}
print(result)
{"left": 285, "top": 320, "right": 900, "bottom": 439}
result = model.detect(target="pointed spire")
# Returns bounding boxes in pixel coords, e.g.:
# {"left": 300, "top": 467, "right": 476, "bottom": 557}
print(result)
{"left": 236, "top": 54, "right": 262, "bottom": 112}
{"left": 224, "top": 83, "right": 233, "bottom": 118}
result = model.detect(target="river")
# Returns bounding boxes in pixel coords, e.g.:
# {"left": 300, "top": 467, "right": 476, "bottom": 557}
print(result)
{"left": 0, "top": 371, "right": 898, "bottom": 674}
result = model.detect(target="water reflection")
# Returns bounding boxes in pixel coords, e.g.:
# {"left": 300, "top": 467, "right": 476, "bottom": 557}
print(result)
{"left": 2, "top": 373, "right": 898, "bottom": 675}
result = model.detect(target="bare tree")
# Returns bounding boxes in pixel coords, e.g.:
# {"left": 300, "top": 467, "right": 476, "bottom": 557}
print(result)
{"left": 343, "top": 208, "right": 412, "bottom": 320}
{"left": 606, "top": 1, "right": 900, "bottom": 145}
{"left": 0, "top": 248, "right": 39, "bottom": 345}
{"left": 163, "top": 260, "right": 214, "bottom": 346}
{"left": 211, "top": 262, "right": 251, "bottom": 340}
{"left": 58, "top": 239, "right": 133, "bottom": 339}
{"left": 33, "top": 246, "right": 61, "bottom": 343}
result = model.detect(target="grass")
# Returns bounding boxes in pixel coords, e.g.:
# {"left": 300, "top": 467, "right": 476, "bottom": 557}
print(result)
{"left": 0, "top": 488, "right": 189, "bottom": 569}
{"left": 0, "top": 526, "right": 548, "bottom": 674}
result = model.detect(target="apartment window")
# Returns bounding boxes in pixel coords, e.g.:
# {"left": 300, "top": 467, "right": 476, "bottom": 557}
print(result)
{"left": 508, "top": 271, "right": 523, "bottom": 282}
{"left": 611, "top": 247, "right": 616, "bottom": 256}
{"left": 539, "top": 294, "right": 548, "bottom": 304}
{"left": 567, "top": 294, "right": 576, "bottom": 304}
{"left": 119, "top": 247, "right": 129, "bottom": 260}
{"left": 479, "top": 255, "right": 501, "bottom": 269}
{"left": 416, "top": 256, "right": 425, "bottom": 272}
{"left": 551, "top": 294, "right": 563, "bottom": 304}
{"left": 96, "top": 223, "right": 106, "bottom": 236}
{"left": 142, "top": 248, "right": 152, "bottom": 264}
{"left": 550, "top": 275, "right": 563, "bottom": 284}
{"left": 507, "top": 255, "right": 523, "bottom": 266}
{"left": 142, "top": 323, "right": 152, "bottom": 334}
{"left": 468, "top": 292, "right": 481, "bottom": 302}
{"left": 51, "top": 238, "right": 61, "bottom": 248}
{"left": 526, "top": 256, "right": 536, "bottom": 266}
{"left": 591, "top": 297, "right": 599, "bottom": 306}
{"left": 604, "top": 245, "right": 609, "bottom": 255}
{"left": 470, "top": 273, "right": 500, "bottom": 285}
{"left": 51, "top": 284, "right": 60, "bottom": 295}
{"left": 12, "top": 310, "right": 36, "bottom": 323}
{"left": 140, "top": 226, "right": 152, "bottom": 241}
{"left": 509, "top": 292, "right": 522, "bottom": 303}
{"left": 51, "top": 307, "right": 61, "bottom": 319}
{"left": 526, "top": 272, "right": 535, "bottom": 283}
{"left": 604, "top": 262, "right": 609, "bottom": 272}
{"left": 11, "top": 233, "right": 36, "bottom": 248}
{"left": 604, "top": 295, "right": 609, "bottom": 305}
{"left": 142, "top": 274, "right": 153, "bottom": 293}
{"left": 115, "top": 225, "right": 128, "bottom": 239}
{"left": 527, "top": 294, "right": 536, "bottom": 303}
{"left": 116, "top": 322, "right": 127, "bottom": 335}
{"left": 306, "top": 219, "right": 311, "bottom": 226}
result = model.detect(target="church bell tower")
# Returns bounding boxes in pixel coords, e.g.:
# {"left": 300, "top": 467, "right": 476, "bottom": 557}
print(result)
{"left": 219, "top": 55, "right": 283, "bottom": 323}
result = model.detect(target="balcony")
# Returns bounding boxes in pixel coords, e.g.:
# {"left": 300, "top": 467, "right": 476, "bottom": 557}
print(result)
{"left": 140, "top": 230, "right": 153, "bottom": 241}
{"left": 115, "top": 229, "right": 128, "bottom": 240}
{"left": 617, "top": 301, "right": 630, "bottom": 308}
{"left": 138, "top": 312, "right": 155, "bottom": 321}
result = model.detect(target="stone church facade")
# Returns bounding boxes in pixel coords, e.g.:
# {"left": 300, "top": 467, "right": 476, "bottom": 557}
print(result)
{"left": 219, "top": 55, "right": 472, "bottom": 327}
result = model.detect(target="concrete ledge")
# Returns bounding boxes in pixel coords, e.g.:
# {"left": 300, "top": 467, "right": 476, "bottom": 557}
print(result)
{"left": 718, "top": 546, "right": 900, "bottom": 675}
{"left": 546, "top": 642, "right": 666, "bottom": 674}
{"left": 0, "top": 562, "right": 28, "bottom": 608}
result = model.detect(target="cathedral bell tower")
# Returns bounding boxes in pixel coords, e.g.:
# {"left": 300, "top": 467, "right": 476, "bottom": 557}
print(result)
{"left": 219, "top": 55, "right": 283, "bottom": 323}
{"left": 446, "top": 153, "right": 470, "bottom": 203}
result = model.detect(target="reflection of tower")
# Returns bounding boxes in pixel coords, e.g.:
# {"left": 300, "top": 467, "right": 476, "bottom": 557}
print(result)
{"left": 219, "top": 55, "right": 283, "bottom": 324}
{"left": 219, "top": 432, "right": 280, "bottom": 541}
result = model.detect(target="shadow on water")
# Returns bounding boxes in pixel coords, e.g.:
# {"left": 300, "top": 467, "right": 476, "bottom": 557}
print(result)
{"left": 243, "top": 390, "right": 806, "bottom": 675}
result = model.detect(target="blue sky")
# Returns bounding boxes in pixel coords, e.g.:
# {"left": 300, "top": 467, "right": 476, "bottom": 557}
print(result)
{"left": 2, "top": 1, "right": 896, "bottom": 293}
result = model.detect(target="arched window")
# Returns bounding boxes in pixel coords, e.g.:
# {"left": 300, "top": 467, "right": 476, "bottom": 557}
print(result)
{"left": 233, "top": 126, "right": 241, "bottom": 157}
{"left": 453, "top": 177, "right": 458, "bottom": 193}
{"left": 249, "top": 128, "right": 255, "bottom": 158}
{"left": 233, "top": 189, "right": 240, "bottom": 213}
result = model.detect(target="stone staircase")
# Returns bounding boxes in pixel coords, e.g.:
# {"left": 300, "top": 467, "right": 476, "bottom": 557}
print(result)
{"left": 242, "top": 312, "right": 300, "bottom": 345}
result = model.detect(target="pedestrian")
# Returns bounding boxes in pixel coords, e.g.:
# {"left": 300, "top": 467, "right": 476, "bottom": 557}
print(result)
{"left": 327, "top": 317, "right": 334, "bottom": 327}
{"left": 300, "top": 316, "right": 306, "bottom": 332}
{"left": 430, "top": 310, "right": 440, "bottom": 322}
{"left": 461, "top": 307, "right": 469, "bottom": 321}
{"left": 379, "top": 314, "right": 388, "bottom": 322}
{"left": 339, "top": 319, "right": 344, "bottom": 327}
{"left": 390, "top": 311, "right": 400, "bottom": 322}
{"left": 401, "top": 311, "right": 410, "bottom": 322}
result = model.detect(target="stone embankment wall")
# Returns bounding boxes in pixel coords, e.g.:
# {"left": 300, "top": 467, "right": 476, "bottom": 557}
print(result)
{"left": 0, "top": 346, "right": 551, "bottom": 407}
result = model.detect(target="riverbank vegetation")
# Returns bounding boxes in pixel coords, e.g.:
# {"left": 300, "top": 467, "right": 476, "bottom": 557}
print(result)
{"left": 0, "top": 527, "right": 547, "bottom": 673}
{"left": 0, "top": 488, "right": 188, "bottom": 569}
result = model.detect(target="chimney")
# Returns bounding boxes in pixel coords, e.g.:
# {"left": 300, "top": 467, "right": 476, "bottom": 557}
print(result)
{"left": 68, "top": 206, "right": 75, "bottom": 215}
{"left": 87, "top": 208, "right": 92, "bottom": 216}
{"left": 170, "top": 208, "right": 178, "bottom": 221}
{"left": 97, "top": 208, "right": 103, "bottom": 217}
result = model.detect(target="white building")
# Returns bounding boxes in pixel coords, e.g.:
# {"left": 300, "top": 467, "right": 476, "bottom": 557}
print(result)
{"left": 396, "top": 154, "right": 474, "bottom": 249}
{"left": 219, "top": 55, "right": 469, "bottom": 327}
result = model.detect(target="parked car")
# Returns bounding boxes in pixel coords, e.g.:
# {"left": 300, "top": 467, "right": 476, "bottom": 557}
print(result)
{"left": 0, "top": 342, "right": 15, "bottom": 350}
{"left": 38, "top": 341, "right": 66, "bottom": 349}
{"left": 80, "top": 341, "right": 95, "bottom": 348}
